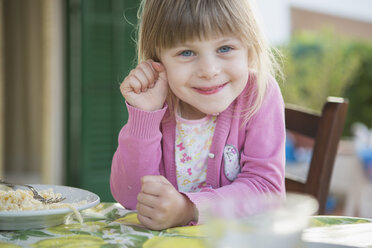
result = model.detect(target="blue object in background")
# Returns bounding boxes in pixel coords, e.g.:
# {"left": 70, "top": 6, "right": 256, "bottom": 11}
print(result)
{"left": 357, "top": 148, "right": 372, "bottom": 181}
{"left": 285, "top": 133, "right": 313, "bottom": 164}
{"left": 352, "top": 122, "right": 372, "bottom": 181}
{"left": 285, "top": 134, "right": 297, "bottom": 163}
{"left": 325, "top": 194, "right": 337, "bottom": 214}
{"left": 358, "top": 148, "right": 372, "bottom": 165}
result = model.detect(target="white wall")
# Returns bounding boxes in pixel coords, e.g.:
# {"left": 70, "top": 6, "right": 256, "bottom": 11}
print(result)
{"left": 290, "top": 0, "right": 372, "bottom": 23}
{"left": 256, "top": 0, "right": 291, "bottom": 45}
{"left": 255, "top": 0, "right": 372, "bottom": 45}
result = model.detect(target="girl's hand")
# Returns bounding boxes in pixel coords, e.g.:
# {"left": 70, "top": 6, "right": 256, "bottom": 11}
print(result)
{"left": 136, "top": 175, "right": 198, "bottom": 230}
{"left": 120, "top": 60, "right": 168, "bottom": 112}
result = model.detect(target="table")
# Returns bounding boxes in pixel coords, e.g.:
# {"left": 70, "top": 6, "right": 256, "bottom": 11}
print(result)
{"left": 1, "top": 203, "right": 372, "bottom": 248}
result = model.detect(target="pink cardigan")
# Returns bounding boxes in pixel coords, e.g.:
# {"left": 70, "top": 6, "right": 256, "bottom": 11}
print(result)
{"left": 110, "top": 76, "right": 286, "bottom": 224}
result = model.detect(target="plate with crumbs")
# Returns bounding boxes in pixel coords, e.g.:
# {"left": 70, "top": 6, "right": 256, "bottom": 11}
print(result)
{"left": 0, "top": 184, "right": 100, "bottom": 230}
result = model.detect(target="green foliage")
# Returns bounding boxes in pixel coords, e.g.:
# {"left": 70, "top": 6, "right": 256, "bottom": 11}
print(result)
{"left": 278, "top": 30, "right": 360, "bottom": 112}
{"left": 343, "top": 41, "right": 372, "bottom": 135}
{"left": 278, "top": 29, "right": 372, "bottom": 135}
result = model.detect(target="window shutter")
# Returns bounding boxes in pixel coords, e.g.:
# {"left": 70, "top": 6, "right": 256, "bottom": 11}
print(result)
{"left": 67, "top": 0, "right": 138, "bottom": 201}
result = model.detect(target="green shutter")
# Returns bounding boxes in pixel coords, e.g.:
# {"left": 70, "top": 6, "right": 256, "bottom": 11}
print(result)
{"left": 66, "top": 0, "right": 138, "bottom": 201}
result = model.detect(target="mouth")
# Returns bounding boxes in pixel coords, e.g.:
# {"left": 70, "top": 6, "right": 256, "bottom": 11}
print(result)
{"left": 193, "top": 82, "right": 229, "bottom": 95}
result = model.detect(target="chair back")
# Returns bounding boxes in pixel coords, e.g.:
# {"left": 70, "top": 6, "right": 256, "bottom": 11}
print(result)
{"left": 285, "top": 97, "right": 349, "bottom": 214}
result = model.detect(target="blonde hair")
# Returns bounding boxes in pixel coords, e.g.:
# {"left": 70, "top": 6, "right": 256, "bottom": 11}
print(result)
{"left": 137, "top": 0, "right": 282, "bottom": 121}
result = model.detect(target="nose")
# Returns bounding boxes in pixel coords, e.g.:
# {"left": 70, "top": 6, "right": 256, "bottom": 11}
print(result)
{"left": 196, "top": 55, "right": 220, "bottom": 80}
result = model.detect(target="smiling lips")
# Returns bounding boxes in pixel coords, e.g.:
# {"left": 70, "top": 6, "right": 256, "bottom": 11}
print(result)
{"left": 193, "top": 82, "right": 229, "bottom": 95}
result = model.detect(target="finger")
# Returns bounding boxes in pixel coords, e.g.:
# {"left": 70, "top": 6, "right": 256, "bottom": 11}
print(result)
{"left": 126, "top": 61, "right": 155, "bottom": 92}
{"left": 141, "top": 181, "right": 168, "bottom": 196}
{"left": 136, "top": 196, "right": 167, "bottom": 228}
{"left": 137, "top": 213, "right": 164, "bottom": 230}
{"left": 141, "top": 176, "right": 172, "bottom": 196}
{"left": 151, "top": 61, "right": 165, "bottom": 73}
{"left": 141, "top": 61, "right": 158, "bottom": 88}
{"left": 136, "top": 201, "right": 155, "bottom": 218}
{"left": 137, "top": 191, "right": 159, "bottom": 205}
{"left": 121, "top": 74, "right": 143, "bottom": 94}
{"left": 131, "top": 68, "right": 152, "bottom": 92}
{"left": 138, "top": 213, "right": 167, "bottom": 231}
{"left": 139, "top": 60, "right": 160, "bottom": 87}
{"left": 151, "top": 62, "right": 168, "bottom": 88}
{"left": 137, "top": 213, "right": 153, "bottom": 227}
{"left": 141, "top": 175, "right": 171, "bottom": 185}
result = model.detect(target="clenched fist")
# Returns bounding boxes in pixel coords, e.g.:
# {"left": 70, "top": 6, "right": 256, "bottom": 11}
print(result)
{"left": 120, "top": 60, "right": 168, "bottom": 112}
{"left": 136, "top": 175, "right": 198, "bottom": 230}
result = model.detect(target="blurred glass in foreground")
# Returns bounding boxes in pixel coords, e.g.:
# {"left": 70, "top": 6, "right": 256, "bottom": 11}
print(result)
{"left": 204, "top": 192, "right": 318, "bottom": 248}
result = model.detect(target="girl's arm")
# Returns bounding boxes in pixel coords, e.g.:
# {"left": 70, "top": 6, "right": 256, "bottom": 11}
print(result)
{"left": 111, "top": 106, "right": 199, "bottom": 230}
{"left": 185, "top": 81, "right": 286, "bottom": 224}
{"left": 110, "top": 103, "right": 167, "bottom": 210}
{"left": 111, "top": 60, "right": 168, "bottom": 209}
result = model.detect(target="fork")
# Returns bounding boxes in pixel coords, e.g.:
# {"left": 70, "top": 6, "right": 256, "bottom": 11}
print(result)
{"left": 0, "top": 179, "right": 66, "bottom": 204}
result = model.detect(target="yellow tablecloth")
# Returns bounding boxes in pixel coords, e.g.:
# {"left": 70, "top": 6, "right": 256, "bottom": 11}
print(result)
{"left": 1, "top": 203, "right": 372, "bottom": 248}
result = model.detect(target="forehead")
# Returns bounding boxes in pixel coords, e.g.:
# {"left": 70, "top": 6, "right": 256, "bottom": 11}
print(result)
{"left": 159, "top": 29, "right": 243, "bottom": 51}
{"left": 151, "top": 1, "right": 245, "bottom": 49}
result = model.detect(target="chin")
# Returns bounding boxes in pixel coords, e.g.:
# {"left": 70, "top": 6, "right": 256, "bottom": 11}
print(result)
{"left": 202, "top": 105, "right": 230, "bottom": 116}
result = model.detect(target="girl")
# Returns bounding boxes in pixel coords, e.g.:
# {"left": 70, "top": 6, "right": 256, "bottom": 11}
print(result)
{"left": 110, "top": 0, "right": 286, "bottom": 230}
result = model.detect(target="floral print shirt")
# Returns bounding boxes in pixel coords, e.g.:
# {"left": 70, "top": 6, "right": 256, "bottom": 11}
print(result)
{"left": 175, "top": 114, "right": 217, "bottom": 192}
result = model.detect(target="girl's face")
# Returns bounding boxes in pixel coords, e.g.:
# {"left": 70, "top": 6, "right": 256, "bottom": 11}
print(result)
{"left": 160, "top": 36, "right": 249, "bottom": 120}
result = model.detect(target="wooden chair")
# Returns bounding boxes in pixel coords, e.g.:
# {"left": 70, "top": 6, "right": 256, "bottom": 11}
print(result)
{"left": 285, "top": 97, "right": 349, "bottom": 214}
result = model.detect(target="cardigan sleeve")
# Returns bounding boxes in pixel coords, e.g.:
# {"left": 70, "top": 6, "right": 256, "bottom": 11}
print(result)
{"left": 110, "top": 103, "right": 167, "bottom": 210}
{"left": 184, "top": 79, "right": 286, "bottom": 224}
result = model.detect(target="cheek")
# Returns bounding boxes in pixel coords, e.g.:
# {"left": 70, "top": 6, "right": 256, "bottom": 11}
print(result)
{"left": 165, "top": 72, "right": 180, "bottom": 90}
{"left": 165, "top": 72, "right": 185, "bottom": 98}
{"left": 227, "top": 56, "right": 249, "bottom": 76}
{"left": 164, "top": 65, "right": 189, "bottom": 88}
{"left": 239, "top": 59, "right": 250, "bottom": 78}
{"left": 230, "top": 65, "right": 249, "bottom": 82}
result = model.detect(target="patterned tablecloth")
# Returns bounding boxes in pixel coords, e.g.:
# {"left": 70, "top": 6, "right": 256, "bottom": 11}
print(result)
{"left": 1, "top": 203, "right": 372, "bottom": 248}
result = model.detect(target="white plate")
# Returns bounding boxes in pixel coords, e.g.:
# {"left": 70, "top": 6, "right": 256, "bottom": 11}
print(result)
{"left": 0, "top": 184, "right": 100, "bottom": 230}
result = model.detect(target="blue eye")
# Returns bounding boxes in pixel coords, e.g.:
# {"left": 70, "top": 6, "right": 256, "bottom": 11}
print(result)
{"left": 180, "top": 50, "right": 194, "bottom": 57}
{"left": 218, "top": 46, "right": 232, "bottom": 53}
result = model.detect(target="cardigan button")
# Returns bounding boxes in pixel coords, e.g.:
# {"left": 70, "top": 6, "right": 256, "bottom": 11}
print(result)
{"left": 208, "top": 153, "right": 215, "bottom": 159}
